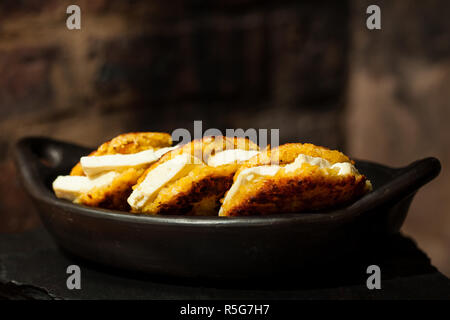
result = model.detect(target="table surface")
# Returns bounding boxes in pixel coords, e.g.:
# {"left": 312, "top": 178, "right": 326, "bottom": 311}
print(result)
{"left": 0, "top": 228, "right": 449, "bottom": 300}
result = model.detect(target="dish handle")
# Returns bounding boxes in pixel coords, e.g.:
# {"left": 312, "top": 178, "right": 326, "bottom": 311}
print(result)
{"left": 14, "top": 137, "right": 89, "bottom": 198}
{"left": 349, "top": 157, "right": 441, "bottom": 214}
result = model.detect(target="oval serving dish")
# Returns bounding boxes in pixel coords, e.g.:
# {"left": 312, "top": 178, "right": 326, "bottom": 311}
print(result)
{"left": 14, "top": 137, "right": 441, "bottom": 280}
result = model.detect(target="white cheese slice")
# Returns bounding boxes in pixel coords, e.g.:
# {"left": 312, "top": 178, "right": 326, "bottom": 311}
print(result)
{"left": 52, "top": 171, "right": 119, "bottom": 201}
{"left": 127, "top": 154, "right": 199, "bottom": 210}
{"left": 80, "top": 146, "right": 177, "bottom": 177}
{"left": 207, "top": 149, "right": 260, "bottom": 167}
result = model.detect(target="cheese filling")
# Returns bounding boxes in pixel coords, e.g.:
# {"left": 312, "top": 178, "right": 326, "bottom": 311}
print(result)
{"left": 80, "top": 146, "right": 177, "bottom": 177}
{"left": 207, "top": 149, "right": 260, "bottom": 167}
{"left": 127, "top": 154, "right": 200, "bottom": 210}
{"left": 53, "top": 145, "right": 178, "bottom": 202}
{"left": 218, "top": 154, "right": 359, "bottom": 215}
{"left": 284, "top": 154, "right": 358, "bottom": 175}
{"left": 52, "top": 171, "right": 119, "bottom": 201}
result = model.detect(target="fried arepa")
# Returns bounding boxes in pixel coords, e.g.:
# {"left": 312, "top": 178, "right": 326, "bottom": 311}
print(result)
{"left": 70, "top": 132, "right": 172, "bottom": 176}
{"left": 149, "top": 135, "right": 259, "bottom": 167}
{"left": 219, "top": 143, "right": 372, "bottom": 216}
{"left": 61, "top": 132, "right": 172, "bottom": 211}
{"left": 128, "top": 136, "right": 260, "bottom": 215}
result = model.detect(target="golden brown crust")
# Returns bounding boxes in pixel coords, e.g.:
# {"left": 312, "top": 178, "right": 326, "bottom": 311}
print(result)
{"left": 70, "top": 132, "right": 172, "bottom": 176}
{"left": 70, "top": 132, "right": 172, "bottom": 211}
{"left": 132, "top": 136, "right": 259, "bottom": 215}
{"left": 220, "top": 143, "right": 370, "bottom": 216}
{"left": 220, "top": 163, "right": 370, "bottom": 216}
{"left": 76, "top": 167, "right": 147, "bottom": 211}
{"left": 137, "top": 164, "right": 238, "bottom": 215}
{"left": 157, "top": 136, "right": 258, "bottom": 164}
{"left": 68, "top": 135, "right": 371, "bottom": 216}
{"left": 234, "top": 143, "right": 352, "bottom": 179}
{"left": 136, "top": 136, "right": 259, "bottom": 185}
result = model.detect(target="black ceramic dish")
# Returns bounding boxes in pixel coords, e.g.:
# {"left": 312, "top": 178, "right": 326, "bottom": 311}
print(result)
{"left": 14, "top": 137, "right": 441, "bottom": 280}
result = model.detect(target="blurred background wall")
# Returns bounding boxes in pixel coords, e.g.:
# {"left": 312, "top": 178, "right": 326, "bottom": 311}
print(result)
{"left": 348, "top": 0, "right": 450, "bottom": 276}
{"left": 0, "top": 1, "right": 448, "bottom": 274}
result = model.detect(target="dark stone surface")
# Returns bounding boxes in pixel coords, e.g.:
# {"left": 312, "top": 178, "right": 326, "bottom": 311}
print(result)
{"left": 0, "top": 228, "right": 449, "bottom": 300}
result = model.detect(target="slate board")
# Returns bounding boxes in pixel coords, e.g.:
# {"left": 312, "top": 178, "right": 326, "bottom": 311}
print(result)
{"left": 0, "top": 228, "right": 449, "bottom": 300}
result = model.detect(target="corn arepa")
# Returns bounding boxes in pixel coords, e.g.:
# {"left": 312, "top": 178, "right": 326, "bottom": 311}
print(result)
{"left": 70, "top": 132, "right": 172, "bottom": 176}
{"left": 53, "top": 132, "right": 173, "bottom": 211}
{"left": 128, "top": 136, "right": 260, "bottom": 215}
{"left": 219, "top": 143, "right": 371, "bottom": 216}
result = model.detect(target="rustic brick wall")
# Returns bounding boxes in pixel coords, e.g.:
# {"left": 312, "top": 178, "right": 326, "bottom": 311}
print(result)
{"left": 347, "top": 0, "right": 450, "bottom": 275}
{"left": 0, "top": 1, "right": 349, "bottom": 231}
